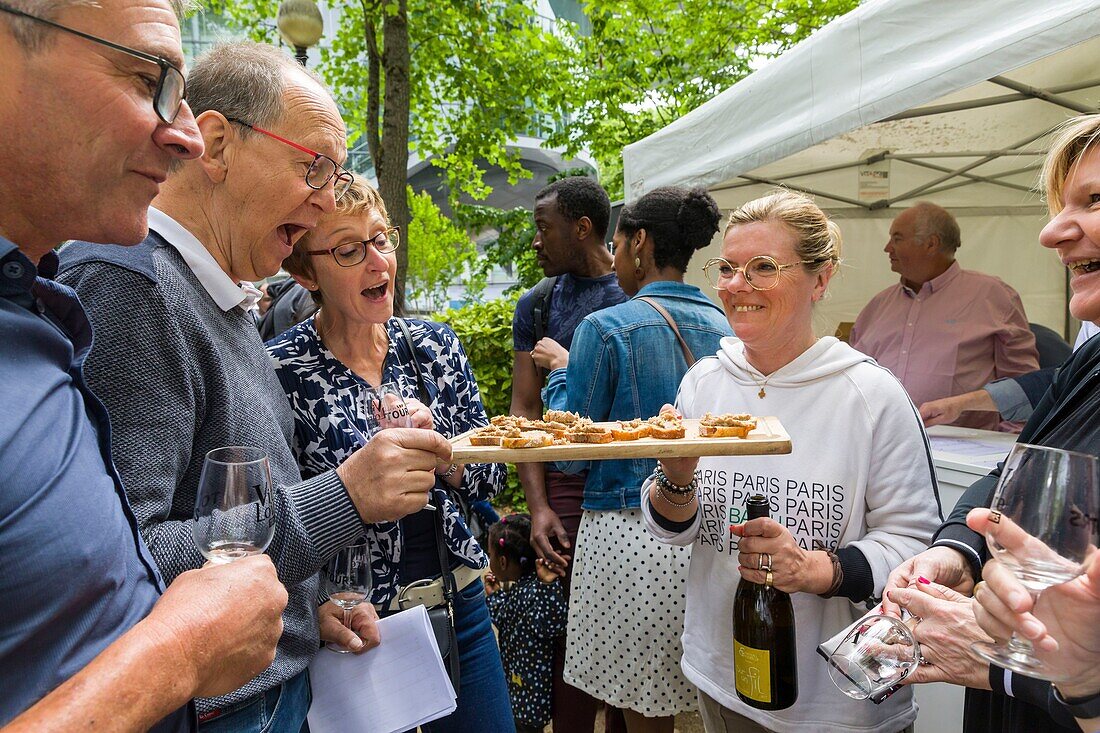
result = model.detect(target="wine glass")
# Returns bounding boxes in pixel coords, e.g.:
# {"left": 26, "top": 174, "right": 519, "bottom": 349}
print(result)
{"left": 360, "top": 381, "right": 439, "bottom": 512}
{"left": 362, "top": 381, "right": 413, "bottom": 434}
{"left": 970, "top": 442, "right": 1100, "bottom": 679}
{"left": 192, "top": 446, "right": 276, "bottom": 563}
{"left": 827, "top": 614, "right": 921, "bottom": 702}
{"left": 323, "top": 539, "right": 373, "bottom": 653}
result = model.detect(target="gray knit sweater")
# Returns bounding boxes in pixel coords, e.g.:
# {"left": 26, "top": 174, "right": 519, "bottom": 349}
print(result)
{"left": 58, "top": 234, "right": 364, "bottom": 714}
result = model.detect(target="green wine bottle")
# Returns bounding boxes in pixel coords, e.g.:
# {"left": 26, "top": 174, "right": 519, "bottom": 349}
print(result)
{"left": 733, "top": 494, "right": 798, "bottom": 710}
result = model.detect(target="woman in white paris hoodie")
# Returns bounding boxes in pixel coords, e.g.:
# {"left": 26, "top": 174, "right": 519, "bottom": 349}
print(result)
{"left": 642, "top": 190, "right": 942, "bottom": 733}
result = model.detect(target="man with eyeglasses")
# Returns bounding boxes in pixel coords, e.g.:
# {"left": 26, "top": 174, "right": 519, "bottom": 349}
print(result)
{"left": 0, "top": 1, "right": 290, "bottom": 731}
{"left": 57, "top": 40, "right": 452, "bottom": 732}
{"left": 850, "top": 202, "right": 1038, "bottom": 431}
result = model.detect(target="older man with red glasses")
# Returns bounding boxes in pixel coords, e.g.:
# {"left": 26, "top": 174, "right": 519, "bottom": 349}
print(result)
{"left": 57, "top": 41, "right": 452, "bottom": 733}
{"left": 0, "top": 1, "right": 290, "bottom": 731}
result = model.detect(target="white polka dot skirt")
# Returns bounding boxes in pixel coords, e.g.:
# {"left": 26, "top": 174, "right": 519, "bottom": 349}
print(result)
{"left": 563, "top": 508, "right": 697, "bottom": 717}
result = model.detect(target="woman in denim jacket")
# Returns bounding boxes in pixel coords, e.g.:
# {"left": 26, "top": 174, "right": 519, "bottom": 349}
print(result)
{"left": 531, "top": 186, "right": 731, "bottom": 733}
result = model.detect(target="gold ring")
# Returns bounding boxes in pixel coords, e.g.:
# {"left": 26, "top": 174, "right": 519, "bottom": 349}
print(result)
{"left": 764, "top": 570, "right": 774, "bottom": 588}
{"left": 989, "top": 510, "right": 1002, "bottom": 524}
{"left": 758, "top": 552, "right": 772, "bottom": 572}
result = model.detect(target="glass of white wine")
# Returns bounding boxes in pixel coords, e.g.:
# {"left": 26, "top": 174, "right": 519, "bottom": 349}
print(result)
{"left": 192, "top": 446, "right": 276, "bottom": 563}
{"left": 324, "top": 539, "right": 373, "bottom": 653}
{"left": 970, "top": 442, "right": 1099, "bottom": 679}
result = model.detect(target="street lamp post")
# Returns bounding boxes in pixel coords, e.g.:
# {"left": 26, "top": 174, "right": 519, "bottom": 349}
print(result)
{"left": 276, "top": 0, "right": 323, "bottom": 66}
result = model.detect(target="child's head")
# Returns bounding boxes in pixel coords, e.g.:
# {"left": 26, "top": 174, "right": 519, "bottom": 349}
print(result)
{"left": 487, "top": 514, "right": 537, "bottom": 582}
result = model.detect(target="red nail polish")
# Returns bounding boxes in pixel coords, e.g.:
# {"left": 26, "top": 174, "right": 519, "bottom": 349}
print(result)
{"left": 918, "top": 576, "right": 930, "bottom": 585}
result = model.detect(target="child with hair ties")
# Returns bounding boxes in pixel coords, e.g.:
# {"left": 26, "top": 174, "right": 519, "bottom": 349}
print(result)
{"left": 485, "top": 514, "right": 569, "bottom": 733}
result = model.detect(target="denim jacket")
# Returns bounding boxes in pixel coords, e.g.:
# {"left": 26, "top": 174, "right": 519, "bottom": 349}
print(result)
{"left": 544, "top": 281, "right": 732, "bottom": 510}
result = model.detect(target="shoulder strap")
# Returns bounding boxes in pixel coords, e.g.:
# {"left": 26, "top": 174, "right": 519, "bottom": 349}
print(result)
{"left": 394, "top": 318, "right": 430, "bottom": 404}
{"left": 431, "top": 493, "right": 457, "bottom": 603}
{"left": 636, "top": 296, "right": 696, "bottom": 366}
{"left": 531, "top": 275, "right": 558, "bottom": 345}
{"left": 395, "top": 318, "right": 456, "bottom": 598}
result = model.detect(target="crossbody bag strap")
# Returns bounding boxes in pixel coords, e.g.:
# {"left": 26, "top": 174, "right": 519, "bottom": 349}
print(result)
{"left": 636, "top": 296, "right": 696, "bottom": 366}
{"left": 394, "top": 317, "right": 430, "bottom": 404}
{"left": 432, "top": 493, "right": 458, "bottom": 602}
{"left": 395, "top": 318, "right": 457, "bottom": 602}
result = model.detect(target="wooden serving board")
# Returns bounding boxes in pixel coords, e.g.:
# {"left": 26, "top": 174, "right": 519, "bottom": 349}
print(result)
{"left": 450, "top": 416, "right": 791, "bottom": 463}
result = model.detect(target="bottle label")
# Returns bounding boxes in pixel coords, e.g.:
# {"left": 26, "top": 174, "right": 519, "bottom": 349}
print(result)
{"left": 734, "top": 640, "right": 772, "bottom": 703}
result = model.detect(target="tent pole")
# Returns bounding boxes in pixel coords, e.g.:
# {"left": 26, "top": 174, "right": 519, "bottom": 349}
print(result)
{"left": 886, "top": 128, "right": 1052, "bottom": 204}
{"left": 901, "top": 165, "right": 1042, "bottom": 200}
{"left": 889, "top": 156, "right": 1035, "bottom": 193}
{"left": 735, "top": 175, "right": 874, "bottom": 209}
{"left": 989, "top": 76, "right": 1099, "bottom": 114}
{"left": 886, "top": 151, "right": 1044, "bottom": 159}
{"left": 884, "top": 78, "right": 1100, "bottom": 121}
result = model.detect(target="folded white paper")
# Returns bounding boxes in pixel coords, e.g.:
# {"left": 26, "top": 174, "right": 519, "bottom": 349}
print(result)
{"left": 306, "top": 605, "right": 458, "bottom": 733}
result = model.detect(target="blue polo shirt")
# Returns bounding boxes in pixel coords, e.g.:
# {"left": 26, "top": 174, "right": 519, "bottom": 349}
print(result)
{"left": 0, "top": 236, "right": 189, "bottom": 730}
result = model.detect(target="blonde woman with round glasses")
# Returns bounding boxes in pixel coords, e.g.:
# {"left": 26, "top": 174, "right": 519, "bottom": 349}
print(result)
{"left": 266, "top": 177, "right": 514, "bottom": 731}
{"left": 643, "top": 189, "right": 940, "bottom": 733}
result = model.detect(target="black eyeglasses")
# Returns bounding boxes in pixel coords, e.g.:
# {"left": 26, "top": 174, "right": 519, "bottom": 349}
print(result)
{"left": 224, "top": 118, "right": 354, "bottom": 201}
{"left": 304, "top": 227, "right": 401, "bottom": 267}
{"left": 0, "top": 1, "right": 186, "bottom": 125}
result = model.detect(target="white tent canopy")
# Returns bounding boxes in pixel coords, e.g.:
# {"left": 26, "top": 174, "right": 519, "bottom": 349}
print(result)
{"left": 623, "top": 0, "right": 1100, "bottom": 339}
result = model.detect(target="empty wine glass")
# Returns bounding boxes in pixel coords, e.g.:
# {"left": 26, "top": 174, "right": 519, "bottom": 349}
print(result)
{"left": 192, "top": 446, "right": 276, "bottom": 563}
{"left": 827, "top": 613, "right": 921, "bottom": 702}
{"left": 970, "top": 442, "right": 1099, "bottom": 679}
{"left": 362, "top": 381, "right": 413, "bottom": 434}
{"left": 324, "top": 539, "right": 372, "bottom": 653}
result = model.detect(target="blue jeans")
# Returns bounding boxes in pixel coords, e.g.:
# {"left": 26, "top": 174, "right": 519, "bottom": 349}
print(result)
{"left": 199, "top": 669, "right": 311, "bottom": 733}
{"left": 420, "top": 578, "right": 515, "bottom": 733}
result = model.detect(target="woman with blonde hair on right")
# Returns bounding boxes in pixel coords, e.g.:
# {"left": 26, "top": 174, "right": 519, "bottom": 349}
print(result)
{"left": 643, "top": 189, "right": 941, "bottom": 733}
{"left": 882, "top": 114, "right": 1100, "bottom": 733}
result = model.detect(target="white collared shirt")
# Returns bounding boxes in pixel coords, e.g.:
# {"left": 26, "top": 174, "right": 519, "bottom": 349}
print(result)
{"left": 148, "top": 207, "right": 259, "bottom": 312}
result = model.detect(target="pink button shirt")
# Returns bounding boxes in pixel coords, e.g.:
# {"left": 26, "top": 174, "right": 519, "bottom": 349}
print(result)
{"left": 851, "top": 262, "right": 1038, "bottom": 431}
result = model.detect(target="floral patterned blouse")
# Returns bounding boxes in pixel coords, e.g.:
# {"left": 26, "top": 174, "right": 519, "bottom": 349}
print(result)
{"left": 266, "top": 316, "right": 506, "bottom": 605}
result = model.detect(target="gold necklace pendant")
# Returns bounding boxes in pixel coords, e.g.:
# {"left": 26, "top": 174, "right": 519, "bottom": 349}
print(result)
{"left": 758, "top": 386, "right": 766, "bottom": 399}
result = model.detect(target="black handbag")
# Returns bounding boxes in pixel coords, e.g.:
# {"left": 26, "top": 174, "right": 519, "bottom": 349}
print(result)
{"left": 395, "top": 318, "right": 462, "bottom": 691}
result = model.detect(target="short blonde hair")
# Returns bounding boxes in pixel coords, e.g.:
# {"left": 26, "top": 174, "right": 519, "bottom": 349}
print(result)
{"left": 724, "top": 189, "right": 842, "bottom": 275}
{"left": 1041, "top": 114, "right": 1100, "bottom": 214}
{"left": 283, "top": 177, "right": 389, "bottom": 304}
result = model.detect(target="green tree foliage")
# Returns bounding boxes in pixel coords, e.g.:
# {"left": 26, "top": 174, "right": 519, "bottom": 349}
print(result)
{"left": 206, "top": 0, "right": 571, "bottom": 312}
{"left": 432, "top": 294, "right": 526, "bottom": 510}
{"left": 405, "top": 187, "right": 479, "bottom": 311}
{"left": 548, "top": 0, "right": 861, "bottom": 198}
{"left": 452, "top": 203, "right": 541, "bottom": 295}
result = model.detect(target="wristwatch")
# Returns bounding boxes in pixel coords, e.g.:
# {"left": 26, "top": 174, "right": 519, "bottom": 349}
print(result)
{"left": 1053, "top": 685, "right": 1100, "bottom": 719}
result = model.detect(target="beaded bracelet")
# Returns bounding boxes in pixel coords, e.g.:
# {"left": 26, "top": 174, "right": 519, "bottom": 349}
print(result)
{"left": 654, "top": 464, "right": 698, "bottom": 495}
{"left": 439, "top": 463, "right": 458, "bottom": 479}
{"left": 654, "top": 483, "right": 696, "bottom": 508}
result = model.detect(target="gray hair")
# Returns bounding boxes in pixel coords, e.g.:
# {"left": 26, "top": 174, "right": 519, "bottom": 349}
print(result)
{"left": 909, "top": 201, "right": 961, "bottom": 254}
{"left": 5, "top": 0, "right": 196, "bottom": 52}
{"left": 186, "top": 41, "right": 327, "bottom": 131}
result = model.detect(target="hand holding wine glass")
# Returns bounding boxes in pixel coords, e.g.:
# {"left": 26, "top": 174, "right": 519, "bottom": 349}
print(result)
{"left": 192, "top": 446, "right": 276, "bottom": 563}
{"left": 969, "top": 507, "right": 1100, "bottom": 696}
{"left": 969, "top": 443, "right": 1099, "bottom": 680}
{"left": 323, "top": 539, "right": 373, "bottom": 653}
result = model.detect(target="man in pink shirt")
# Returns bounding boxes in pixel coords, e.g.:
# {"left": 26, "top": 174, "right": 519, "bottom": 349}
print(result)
{"left": 850, "top": 202, "right": 1038, "bottom": 431}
